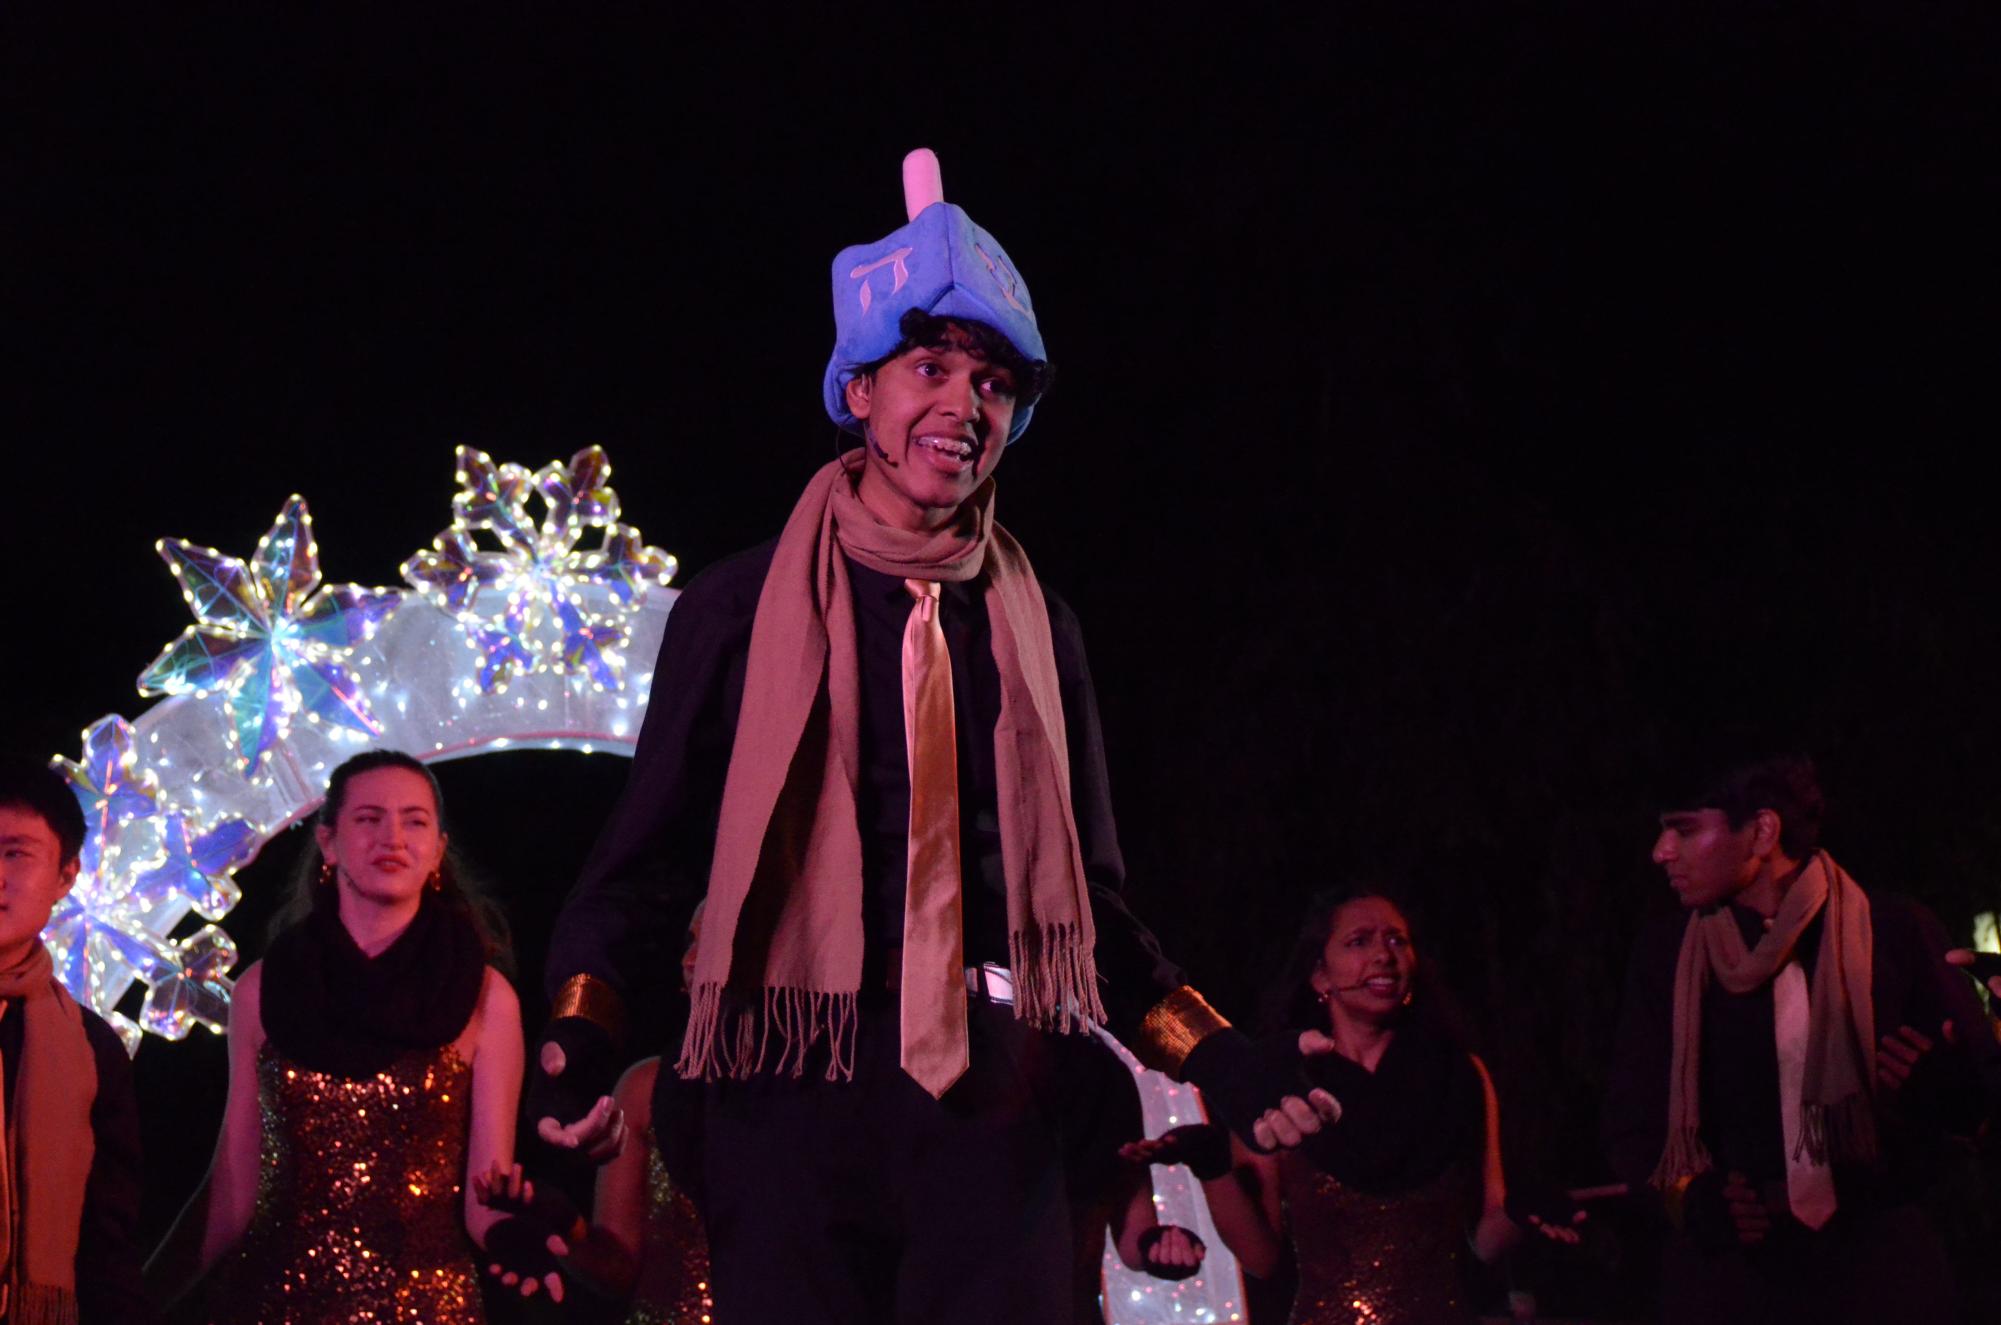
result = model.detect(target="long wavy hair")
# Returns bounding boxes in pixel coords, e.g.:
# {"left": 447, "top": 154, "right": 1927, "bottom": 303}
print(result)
{"left": 267, "top": 749, "right": 514, "bottom": 975}
{"left": 1258, "top": 883, "right": 1472, "bottom": 1049}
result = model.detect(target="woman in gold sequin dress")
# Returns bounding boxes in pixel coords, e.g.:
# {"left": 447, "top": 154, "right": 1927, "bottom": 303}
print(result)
{"left": 1134, "top": 889, "right": 1574, "bottom": 1325}
{"left": 148, "top": 751, "right": 552, "bottom": 1323}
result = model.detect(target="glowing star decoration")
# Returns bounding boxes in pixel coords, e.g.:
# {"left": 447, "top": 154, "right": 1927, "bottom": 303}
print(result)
{"left": 137, "top": 496, "right": 401, "bottom": 776}
{"left": 402, "top": 446, "right": 676, "bottom": 694}
{"left": 40, "top": 717, "right": 261, "bottom": 1052}
{"left": 38, "top": 444, "right": 685, "bottom": 1053}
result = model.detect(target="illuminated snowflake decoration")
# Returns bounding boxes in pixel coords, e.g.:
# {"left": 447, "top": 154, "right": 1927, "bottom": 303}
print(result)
{"left": 401, "top": 446, "right": 676, "bottom": 694}
{"left": 39, "top": 446, "right": 682, "bottom": 1052}
{"left": 44, "top": 716, "right": 254, "bottom": 1052}
{"left": 137, "top": 496, "right": 401, "bottom": 776}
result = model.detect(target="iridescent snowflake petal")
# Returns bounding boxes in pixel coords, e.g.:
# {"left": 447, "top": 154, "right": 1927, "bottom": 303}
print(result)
{"left": 252, "top": 495, "right": 322, "bottom": 617}
{"left": 556, "top": 599, "right": 626, "bottom": 690}
{"left": 469, "top": 596, "right": 536, "bottom": 693}
{"left": 140, "top": 925, "right": 238, "bottom": 1039}
{"left": 568, "top": 445, "right": 617, "bottom": 524}
{"left": 402, "top": 529, "right": 510, "bottom": 615}
{"left": 130, "top": 812, "right": 255, "bottom": 921}
{"left": 580, "top": 525, "right": 678, "bottom": 605}
{"left": 137, "top": 626, "right": 266, "bottom": 697}
{"left": 59, "top": 715, "right": 162, "bottom": 828}
{"left": 290, "top": 584, "right": 400, "bottom": 653}
{"left": 538, "top": 446, "right": 619, "bottom": 534}
{"left": 294, "top": 658, "right": 382, "bottom": 736}
{"left": 227, "top": 651, "right": 283, "bottom": 774}
{"left": 157, "top": 538, "right": 270, "bottom": 633}
{"left": 453, "top": 447, "right": 535, "bottom": 546}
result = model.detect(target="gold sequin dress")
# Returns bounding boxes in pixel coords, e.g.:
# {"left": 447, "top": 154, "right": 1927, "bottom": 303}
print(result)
{"left": 209, "top": 1042, "right": 484, "bottom": 1324}
{"left": 624, "top": 1126, "right": 714, "bottom": 1325}
{"left": 1279, "top": 1154, "right": 1478, "bottom": 1325}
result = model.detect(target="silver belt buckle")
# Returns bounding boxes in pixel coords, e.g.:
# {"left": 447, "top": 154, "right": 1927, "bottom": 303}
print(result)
{"left": 965, "top": 962, "right": 1014, "bottom": 1005}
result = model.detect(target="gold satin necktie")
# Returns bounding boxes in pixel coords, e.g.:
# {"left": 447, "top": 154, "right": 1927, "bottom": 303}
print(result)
{"left": 899, "top": 578, "right": 969, "bottom": 1098}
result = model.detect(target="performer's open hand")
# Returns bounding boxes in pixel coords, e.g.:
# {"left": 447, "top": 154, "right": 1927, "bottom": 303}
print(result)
{"left": 1137, "top": 1224, "right": 1206, "bottom": 1280}
{"left": 1505, "top": 1178, "right": 1589, "bottom": 1245}
{"left": 535, "top": 1092, "right": 627, "bottom": 1162}
{"left": 1249, "top": 1030, "right": 1343, "bottom": 1151}
{"left": 475, "top": 1164, "right": 571, "bottom": 1302}
{"left": 1878, "top": 1021, "right": 1952, "bottom": 1092}
{"left": 1119, "top": 1123, "right": 1233, "bottom": 1180}
{"left": 1946, "top": 948, "right": 2001, "bottom": 1002}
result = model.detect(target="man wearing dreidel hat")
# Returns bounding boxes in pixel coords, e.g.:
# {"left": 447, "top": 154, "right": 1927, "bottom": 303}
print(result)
{"left": 536, "top": 149, "right": 1332, "bottom": 1321}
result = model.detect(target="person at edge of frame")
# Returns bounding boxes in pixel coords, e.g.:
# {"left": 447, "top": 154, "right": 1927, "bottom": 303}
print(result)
{"left": 0, "top": 762, "right": 154, "bottom": 1325}
{"left": 1601, "top": 749, "right": 2001, "bottom": 1324}
{"left": 521, "top": 148, "right": 1342, "bottom": 1322}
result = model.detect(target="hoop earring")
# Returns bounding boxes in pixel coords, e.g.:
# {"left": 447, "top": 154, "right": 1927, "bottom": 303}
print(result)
{"left": 318, "top": 859, "right": 336, "bottom": 887}
{"left": 1401, "top": 989, "right": 1415, "bottom": 1008}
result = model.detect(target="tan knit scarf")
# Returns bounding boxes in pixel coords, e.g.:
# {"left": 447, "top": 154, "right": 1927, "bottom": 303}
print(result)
{"left": 0, "top": 943, "right": 96, "bottom": 1325}
{"left": 677, "top": 452, "right": 1105, "bottom": 1082}
{"left": 1652, "top": 851, "right": 1876, "bottom": 1190}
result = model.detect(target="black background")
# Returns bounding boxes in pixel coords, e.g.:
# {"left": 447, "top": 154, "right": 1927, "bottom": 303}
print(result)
{"left": 6, "top": 4, "right": 2000, "bottom": 1313}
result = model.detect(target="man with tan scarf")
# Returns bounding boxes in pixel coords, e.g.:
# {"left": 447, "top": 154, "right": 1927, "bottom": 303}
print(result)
{"left": 0, "top": 764, "right": 150, "bottom": 1325}
{"left": 1601, "top": 752, "right": 2001, "bottom": 1324}
{"left": 535, "top": 152, "right": 1330, "bottom": 1322}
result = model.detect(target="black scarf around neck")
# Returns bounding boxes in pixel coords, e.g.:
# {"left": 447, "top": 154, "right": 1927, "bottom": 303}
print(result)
{"left": 1302, "top": 1021, "right": 1485, "bottom": 1195}
{"left": 261, "top": 885, "right": 486, "bottom": 1078}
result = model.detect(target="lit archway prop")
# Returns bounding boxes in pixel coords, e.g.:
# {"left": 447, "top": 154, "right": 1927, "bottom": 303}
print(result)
{"left": 45, "top": 445, "right": 677, "bottom": 1053}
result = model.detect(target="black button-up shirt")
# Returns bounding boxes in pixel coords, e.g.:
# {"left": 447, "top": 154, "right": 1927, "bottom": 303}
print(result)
{"left": 549, "top": 539, "right": 1185, "bottom": 1043}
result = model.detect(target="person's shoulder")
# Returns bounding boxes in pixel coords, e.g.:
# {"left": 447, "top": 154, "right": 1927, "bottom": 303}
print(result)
{"left": 673, "top": 539, "right": 778, "bottom": 616}
{"left": 76, "top": 1003, "right": 136, "bottom": 1082}
{"left": 614, "top": 1054, "right": 662, "bottom": 1110}
{"left": 1035, "top": 576, "right": 1079, "bottom": 630}
{"left": 1860, "top": 886, "right": 1948, "bottom": 948}
{"left": 479, "top": 965, "right": 522, "bottom": 1020}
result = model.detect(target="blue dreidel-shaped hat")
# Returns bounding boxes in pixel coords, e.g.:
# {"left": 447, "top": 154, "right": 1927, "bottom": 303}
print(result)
{"left": 823, "top": 148, "right": 1047, "bottom": 443}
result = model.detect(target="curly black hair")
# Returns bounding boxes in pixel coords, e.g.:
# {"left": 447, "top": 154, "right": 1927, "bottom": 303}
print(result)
{"left": 851, "top": 308, "right": 1055, "bottom": 406}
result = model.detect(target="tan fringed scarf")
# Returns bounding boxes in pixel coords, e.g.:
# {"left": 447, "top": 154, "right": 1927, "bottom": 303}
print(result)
{"left": 0, "top": 943, "right": 97, "bottom": 1325}
{"left": 677, "top": 451, "right": 1105, "bottom": 1082}
{"left": 1652, "top": 851, "right": 1876, "bottom": 1190}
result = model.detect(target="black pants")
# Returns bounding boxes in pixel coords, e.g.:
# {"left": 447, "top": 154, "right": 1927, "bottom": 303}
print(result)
{"left": 699, "top": 992, "right": 1073, "bottom": 1324}
{"left": 1658, "top": 1200, "right": 1957, "bottom": 1324}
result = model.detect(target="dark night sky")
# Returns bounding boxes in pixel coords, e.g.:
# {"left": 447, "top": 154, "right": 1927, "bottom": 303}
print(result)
{"left": 5, "top": 3, "right": 2000, "bottom": 1276}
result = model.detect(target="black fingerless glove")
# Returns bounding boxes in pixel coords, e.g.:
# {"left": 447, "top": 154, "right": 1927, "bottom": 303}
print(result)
{"left": 482, "top": 1176, "right": 585, "bottom": 1245}
{"left": 1137, "top": 1225, "right": 1207, "bottom": 1281}
{"left": 1153, "top": 1124, "right": 1234, "bottom": 1181}
{"left": 484, "top": 1215, "right": 563, "bottom": 1281}
{"left": 1180, "top": 1027, "right": 1311, "bottom": 1151}
{"left": 527, "top": 1017, "right": 615, "bottom": 1132}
